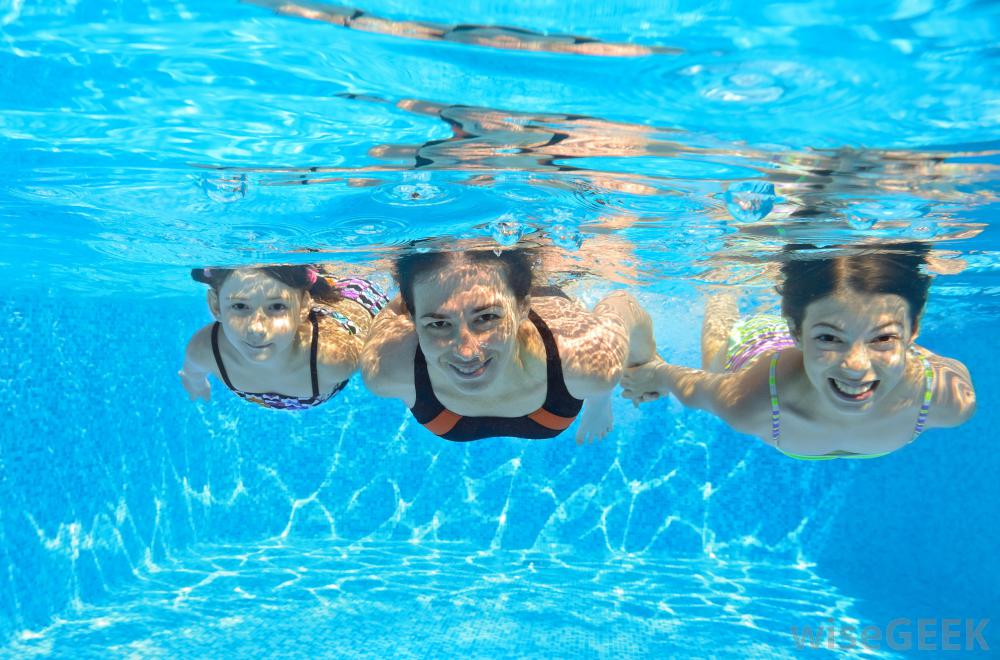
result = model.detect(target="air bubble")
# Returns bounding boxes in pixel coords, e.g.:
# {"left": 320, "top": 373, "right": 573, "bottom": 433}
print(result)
{"left": 723, "top": 182, "right": 775, "bottom": 223}
{"left": 549, "top": 224, "right": 583, "bottom": 251}
{"left": 200, "top": 173, "right": 247, "bottom": 203}
{"left": 372, "top": 182, "right": 456, "bottom": 206}
{"left": 847, "top": 212, "right": 877, "bottom": 230}
{"left": 488, "top": 216, "right": 527, "bottom": 247}
{"left": 906, "top": 221, "right": 939, "bottom": 239}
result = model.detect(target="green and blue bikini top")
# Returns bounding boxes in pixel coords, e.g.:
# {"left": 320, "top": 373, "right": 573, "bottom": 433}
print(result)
{"left": 768, "top": 347, "right": 935, "bottom": 460}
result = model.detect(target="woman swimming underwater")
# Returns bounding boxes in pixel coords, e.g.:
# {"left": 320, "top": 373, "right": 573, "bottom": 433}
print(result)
{"left": 362, "top": 245, "right": 655, "bottom": 443}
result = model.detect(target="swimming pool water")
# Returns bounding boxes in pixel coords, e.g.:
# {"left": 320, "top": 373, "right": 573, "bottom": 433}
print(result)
{"left": 1, "top": 0, "right": 998, "bottom": 657}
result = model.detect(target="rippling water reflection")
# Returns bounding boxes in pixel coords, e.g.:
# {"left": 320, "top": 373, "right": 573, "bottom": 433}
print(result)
{"left": 0, "top": 1, "right": 997, "bottom": 651}
{"left": 8, "top": 540, "right": 895, "bottom": 659}
{"left": 1, "top": 0, "right": 997, "bottom": 297}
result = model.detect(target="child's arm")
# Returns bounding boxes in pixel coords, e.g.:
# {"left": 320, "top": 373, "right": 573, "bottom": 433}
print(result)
{"left": 621, "top": 355, "right": 768, "bottom": 437}
{"left": 622, "top": 356, "right": 725, "bottom": 411}
{"left": 178, "top": 326, "right": 214, "bottom": 402}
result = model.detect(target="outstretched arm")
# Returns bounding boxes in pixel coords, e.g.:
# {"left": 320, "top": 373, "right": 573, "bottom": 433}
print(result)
{"left": 178, "top": 325, "right": 214, "bottom": 401}
{"left": 592, "top": 290, "right": 655, "bottom": 367}
{"left": 622, "top": 357, "right": 723, "bottom": 410}
{"left": 534, "top": 291, "right": 652, "bottom": 444}
{"left": 621, "top": 354, "right": 768, "bottom": 437}
{"left": 360, "top": 296, "right": 418, "bottom": 405}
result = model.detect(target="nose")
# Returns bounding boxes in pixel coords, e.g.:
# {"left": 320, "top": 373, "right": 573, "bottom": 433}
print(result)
{"left": 841, "top": 342, "right": 870, "bottom": 374}
{"left": 247, "top": 311, "right": 268, "bottom": 339}
{"left": 453, "top": 325, "right": 480, "bottom": 361}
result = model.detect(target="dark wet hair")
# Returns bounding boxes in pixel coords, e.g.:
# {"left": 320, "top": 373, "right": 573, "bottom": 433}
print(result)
{"left": 191, "top": 265, "right": 342, "bottom": 304}
{"left": 777, "top": 242, "right": 931, "bottom": 336}
{"left": 394, "top": 248, "right": 535, "bottom": 317}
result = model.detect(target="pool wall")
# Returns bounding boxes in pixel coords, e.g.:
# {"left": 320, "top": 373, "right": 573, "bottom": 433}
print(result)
{"left": 0, "top": 292, "right": 995, "bottom": 646}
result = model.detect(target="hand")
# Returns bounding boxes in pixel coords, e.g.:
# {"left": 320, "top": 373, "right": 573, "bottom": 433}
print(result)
{"left": 575, "top": 392, "right": 613, "bottom": 445}
{"left": 620, "top": 356, "right": 666, "bottom": 407}
{"left": 178, "top": 370, "right": 211, "bottom": 401}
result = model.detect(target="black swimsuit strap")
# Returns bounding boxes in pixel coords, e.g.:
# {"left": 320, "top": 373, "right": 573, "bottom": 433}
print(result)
{"left": 308, "top": 310, "right": 320, "bottom": 398}
{"left": 211, "top": 316, "right": 321, "bottom": 398}
{"left": 410, "top": 309, "right": 579, "bottom": 420}
{"left": 527, "top": 310, "right": 579, "bottom": 415}
{"left": 211, "top": 322, "right": 237, "bottom": 392}
{"left": 411, "top": 342, "right": 443, "bottom": 421}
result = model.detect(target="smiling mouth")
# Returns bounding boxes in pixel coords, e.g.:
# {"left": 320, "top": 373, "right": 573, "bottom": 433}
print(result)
{"left": 829, "top": 378, "right": 878, "bottom": 402}
{"left": 245, "top": 342, "right": 273, "bottom": 350}
{"left": 449, "top": 358, "right": 492, "bottom": 379}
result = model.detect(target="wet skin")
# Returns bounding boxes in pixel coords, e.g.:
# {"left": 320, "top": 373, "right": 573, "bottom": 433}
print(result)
{"left": 794, "top": 290, "right": 916, "bottom": 420}
{"left": 211, "top": 270, "right": 311, "bottom": 367}
{"left": 412, "top": 265, "right": 535, "bottom": 398}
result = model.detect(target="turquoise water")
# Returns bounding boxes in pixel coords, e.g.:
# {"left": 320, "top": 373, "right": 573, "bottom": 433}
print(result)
{"left": 1, "top": 0, "right": 998, "bottom": 657}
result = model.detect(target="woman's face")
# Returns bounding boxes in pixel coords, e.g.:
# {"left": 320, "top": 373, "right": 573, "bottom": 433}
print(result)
{"left": 212, "top": 269, "right": 309, "bottom": 362}
{"left": 412, "top": 263, "right": 528, "bottom": 393}
{"left": 795, "top": 289, "right": 917, "bottom": 416}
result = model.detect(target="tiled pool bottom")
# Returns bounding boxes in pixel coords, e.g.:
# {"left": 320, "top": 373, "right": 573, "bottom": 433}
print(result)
{"left": 6, "top": 541, "right": 894, "bottom": 659}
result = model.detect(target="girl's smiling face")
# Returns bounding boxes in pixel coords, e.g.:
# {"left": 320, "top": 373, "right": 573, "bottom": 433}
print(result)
{"left": 211, "top": 269, "right": 310, "bottom": 362}
{"left": 412, "top": 263, "right": 528, "bottom": 393}
{"left": 795, "top": 289, "right": 917, "bottom": 416}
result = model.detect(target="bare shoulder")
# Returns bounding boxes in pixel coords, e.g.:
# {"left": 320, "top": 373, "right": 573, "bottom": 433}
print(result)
{"left": 921, "top": 348, "right": 977, "bottom": 428}
{"left": 184, "top": 323, "right": 218, "bottom": 374}
{"left": 314, "top": 313, "right": 365, "bottom": 383}
{"left": 712, "top": 352, "right": 783, "bottom": 442}
{"left": 360, "top": 297, "right": 418, "bottom": 404}
{"left": 531, "top": 295, "right": 627, "bottom": 399}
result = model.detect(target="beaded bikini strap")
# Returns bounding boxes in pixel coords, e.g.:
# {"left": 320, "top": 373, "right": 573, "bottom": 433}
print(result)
{"left": 911, "top": 347, "right": 935, "bottom": 439}
{"left": 312, "top": 304, "right": 362, "bottom": 336}
{"left": 768, "top": 352, "right": 781, "bottom": 444}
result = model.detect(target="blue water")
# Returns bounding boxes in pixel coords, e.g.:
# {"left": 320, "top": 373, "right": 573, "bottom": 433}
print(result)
{"left": 1, "top": 0, "right": 998, "bottom": 657}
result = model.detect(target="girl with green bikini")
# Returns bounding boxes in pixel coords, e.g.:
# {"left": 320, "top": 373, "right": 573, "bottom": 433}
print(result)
{"left": 622, "top": 243, "right": 977, "bottom": 459}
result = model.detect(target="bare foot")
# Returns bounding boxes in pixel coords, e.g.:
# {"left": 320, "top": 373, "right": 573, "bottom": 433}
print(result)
{"left": 576, "top": 392, "right": 613, "bottom": 444}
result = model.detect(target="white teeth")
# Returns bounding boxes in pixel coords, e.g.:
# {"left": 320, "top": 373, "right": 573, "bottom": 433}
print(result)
{"left": 833, "top": 379, "right": 874, "bottom": 395}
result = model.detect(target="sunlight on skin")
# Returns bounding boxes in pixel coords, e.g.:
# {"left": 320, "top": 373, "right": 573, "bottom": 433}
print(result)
{"left": 413, "top": 265, "right": 530, "bottom": 397}
{"left": 622, "top": 281, "right": 976, "bottom": 456}
{"left": 794, "top": 291, "right": 915, "bottom": 419}
{"left": 362, "top": 247, "right": 654, "bottom": 443}
{"left": 210, "top": 270, "right": 311, "bottom": 365}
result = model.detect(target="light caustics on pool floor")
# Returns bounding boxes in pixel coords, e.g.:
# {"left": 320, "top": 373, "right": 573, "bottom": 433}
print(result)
{"left": 7, "top": 541, "right": 895, "bottom": 660}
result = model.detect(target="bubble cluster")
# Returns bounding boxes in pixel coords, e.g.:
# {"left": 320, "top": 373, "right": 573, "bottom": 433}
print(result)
{"left": 723, "top": 182, "right": 776, "bottom": 223}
